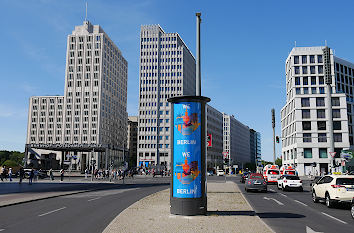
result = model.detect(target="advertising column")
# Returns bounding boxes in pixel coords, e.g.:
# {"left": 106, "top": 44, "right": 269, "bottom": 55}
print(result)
{"left": 168, "top": 96, "right": 210, "bottom": 216}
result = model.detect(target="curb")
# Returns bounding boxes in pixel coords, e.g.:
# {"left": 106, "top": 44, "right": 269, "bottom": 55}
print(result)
{"left": 0, "top": 188, "right": 101, "bottom": 208}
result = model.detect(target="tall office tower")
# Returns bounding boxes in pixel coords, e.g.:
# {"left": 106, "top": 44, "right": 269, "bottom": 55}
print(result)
{"left": 63, "top": 21, "right": 128, "bottom": 169}
{"left": 137, "top": 25, "right": 196, "bottom": 169}
{"left": 281, "top": 47, "right": 351, "bottom": 176}
{"left": 127, "top": 116, "right": 138, "bottom": 167}
{"left": 222, "top": 113, "right": 251, "bottom": 168}
{"left": 206, "top": 104, "right": 223, "bottom": 169}
{"left": 250, "top": 129, "right": 262, "bottom": 166}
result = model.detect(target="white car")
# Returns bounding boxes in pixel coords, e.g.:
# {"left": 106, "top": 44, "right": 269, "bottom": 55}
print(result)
{"left": 216, "top": 170, "right": 225, "bottom": 176}
{"left": 312, "top": 175, "right": 354, "bottom": 208}
{"left": 277, "top": 175, "right": 303, "bottom": 191}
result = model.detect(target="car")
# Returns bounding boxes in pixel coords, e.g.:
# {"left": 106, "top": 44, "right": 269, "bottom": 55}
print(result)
{"left": 240, "top": 172, "right": 249, "bottom": 183}
{"left": 207, "top": 171, "right": 214, "bottom": 176}
{"left": 351, "top": 198, "right": 354, "bottom": 219}
{"left": 312, "top": 175, "right": 354, "bottom": 208}
{"left": 244, "top": 173, "right": 267, "bottom": 192}
{"left": 216, "top": 169, "right": 225, "bottom": 176}
{"left": 311, "top": 176, "right": 323, "bottom": 188}
{"left": 24, "top": 169, "right": 48, "bottom": 179}
{"left": 277, "top": 175, "right": 303, "bottom": 191}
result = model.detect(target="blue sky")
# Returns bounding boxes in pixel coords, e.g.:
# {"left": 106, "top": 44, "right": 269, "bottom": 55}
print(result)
{"left": 2, "top": 0, "right": 354, "bottom": 162}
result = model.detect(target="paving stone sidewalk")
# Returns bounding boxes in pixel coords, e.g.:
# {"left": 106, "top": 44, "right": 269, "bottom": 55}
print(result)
{"left": 103, "top": 181, "right": 274, "bottom": 233}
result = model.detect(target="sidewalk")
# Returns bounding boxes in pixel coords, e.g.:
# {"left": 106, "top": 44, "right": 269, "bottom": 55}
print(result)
{"left": 103, "top": 181, "right": 274, "bottom": 233}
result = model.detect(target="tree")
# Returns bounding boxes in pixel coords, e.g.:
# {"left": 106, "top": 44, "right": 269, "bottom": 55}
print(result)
{"left": 275, "top": 157, "right": 282, "bottom": 166}
{"left": 2, "top": 160, "right": 19, "bottom": 168}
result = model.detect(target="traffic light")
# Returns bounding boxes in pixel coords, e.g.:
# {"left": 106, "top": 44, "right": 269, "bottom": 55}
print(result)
{"left": 223, "top": 159, "right": 229, "bottom": 165}
{"left": 276, "top": 136, "right": 280, "bottom": 143}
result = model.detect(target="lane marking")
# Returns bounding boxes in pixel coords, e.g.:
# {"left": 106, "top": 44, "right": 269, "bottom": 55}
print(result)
{"left": 321, "top": 212, "right": 348, "bottom": 224}
{"left": 0, "top": 229, "right": 5, "bottom": 232}
{"left": 294, "top": 200, "right": 308, "bottom": 207}
{"left": 306, "top": 226, "right": 323, "bottom": 233}
{"left": 88, "top": 197, "right": 101, "bottom": 202}
{"left": 263, "top": 196, "right": 284, "bottom": 205}
{"left": 279, "top": 193, "right": 287, "bottom": 197}
{"left": 38, "top": 207, "right": 66, "bottom": 217}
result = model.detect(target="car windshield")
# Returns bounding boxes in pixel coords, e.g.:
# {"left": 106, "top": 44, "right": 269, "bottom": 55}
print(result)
{"left": 250, "top": 175, "right": 263, "bottom": 179}
{"left": 336, "top": 178, "right": 354, "bottom": 185}
{"left": 268, "top": 170, "right": 279, "bottom": 175}
{"left": 285, "top": 176, "right": 300, "bottom": 180}
{"left": 285, "top": 171, "right": 296, "bottom": 175}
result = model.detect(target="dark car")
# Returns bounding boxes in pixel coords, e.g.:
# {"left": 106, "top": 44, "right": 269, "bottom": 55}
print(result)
{"left": 240, "top": 172, "right": 249, "bottom": 183}
{"left": 245, "top": 173, "right": 267, "bottom": 192}
{"left": 351, "top": 198, "right": 354, "bottom": 219}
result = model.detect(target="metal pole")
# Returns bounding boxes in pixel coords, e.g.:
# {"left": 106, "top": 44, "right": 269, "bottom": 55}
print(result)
{"left": 91, "top": 148, "right": 94, "bottom": 182}
{"left": 272, "top": 109, "right": 276, "bottom": 165}
{"left": 323, "top": 47, "right": 335, "bottom": 174}
{"left": 196, "top": 12, "right": 201, "bottom": 96}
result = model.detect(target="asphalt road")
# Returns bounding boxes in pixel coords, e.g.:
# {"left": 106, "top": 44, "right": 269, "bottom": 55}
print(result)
{"left": 229, "top": 176, "right": 354, "bottom": 233}
{"left": 0, "top": 177, "right": 170, "bottom": 233}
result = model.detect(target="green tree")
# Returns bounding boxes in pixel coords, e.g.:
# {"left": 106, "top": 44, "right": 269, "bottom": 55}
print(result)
{"left": 2, "top": 160, "right": 19, "bottom": 167}
{"left": 275, "top": 157, "right": 282, "bottom": 166}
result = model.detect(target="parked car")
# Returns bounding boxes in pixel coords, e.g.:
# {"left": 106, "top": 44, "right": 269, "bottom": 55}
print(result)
{"left": 312, "top": 175, "right": 354, "bottom": 208}
{"left": 240, "top": 172, "right": 249, "bottom": 183}
{"left": 24, "top": 169, "right": 48, "bottom": 179}
{"left": 244, "top": 173, "right": 267, "bottom": 192}
{"left": 216, "top": 169, "right": 225, "bottom": 176}
{"left": 207, "top": 171, "right": 214, "bottom": 176}
{"left": 351, "top": 198, "right": 354, "bottom": 219}
{"left": 311, "top": 176, "right": 323, "bottom": 189}
{"left": 277, "top": 175, "right": 303, "bottom": 191}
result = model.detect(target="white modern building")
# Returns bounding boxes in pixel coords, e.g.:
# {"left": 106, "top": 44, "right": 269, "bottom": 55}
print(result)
{"left": 206, "top": 104, "right": 223, "bottom": 169}
{"left": 223, "top": 113, "right": 251, "bottom": 168}
{"left": 137, "top": 25, "right": 196, "bottom": 169}
{"left": 26, "top": 20, "right": 128, "bottom": 171}
{"left": 281, "top": 46, "right": 351, "bottom": 176}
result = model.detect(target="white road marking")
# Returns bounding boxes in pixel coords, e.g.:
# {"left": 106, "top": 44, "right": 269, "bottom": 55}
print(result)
{"left": 88, "top": 197, "right": 101, "bottom": 202}
{"left": 0, "top": 229, "right": 5, "bottom": 232}
{"left": 306, "top": 226, "right": 323, "bottom": 233}
{"left": 263, "top": 196, "right": 284, "bottom": 205}
{"left": 294, "top": 200, "right": 308, "bottom": 206}
{"left": 38, "top": 207, "right": 66, "bottom": 217}
{"left": 279, "top": 193, "right": 287, "bottom": 197}
{"left": 321, "top": 212, "right": 348, "bottom": 224}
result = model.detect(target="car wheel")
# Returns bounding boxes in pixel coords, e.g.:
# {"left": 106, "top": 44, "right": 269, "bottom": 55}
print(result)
{"left": 351, "top": 204, "right": 354, "bottom": 219}
{"left": 312, "top": 191, "right": 319, "bottom": 203}
{"left": 325, "top": 193, "right": 334, "bottom": 208}
{"left": 299, "top": 187, "right": 303, "bottom": 192}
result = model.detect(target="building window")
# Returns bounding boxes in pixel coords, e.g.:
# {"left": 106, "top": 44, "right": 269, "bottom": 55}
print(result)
{"left": 332, "top": 97, "right": 340, "bottom": 106}
{"left": 334, "top": 133, "right": 342, "bottom": 142}
{"left": 302, "top": 121, "right": 311, "bottom": 130}
{"left": 294, "top": 56, "right": 299, "bottom": 64}
{"left": 316, "top": 97, "right": 325, "bottom": 106}
{"left": 317, "top": 121, "right": 326, "bottom": 130}
{"left": 319, "top": 87, "right": 325, "bottom": 94}
{"left": 317, "top": 109, "right": 325, "bottom": 118}
{"left": 303, "top": 87, "right": 309, "bottom": 94}
{"left": 319, "top": 76, "right": 324, "bottom": 84}
{"left": 303, "top": 133, "right": 312, "bottom": 143}
{"left": 310, "top": 66, "right": 316, "bottom": 74}
{"left": 319, "top": 148, "right": 327, "bottom": 158}
{"left": 318, "top": 133, "right": 327, "bottom": 142}
{"left": 304, "top": 148, "right": 312, "bottom": 158}
{"left": 318, "top": 65, "right": 323, "bottom": 74}
{"left": 332, "top": 109, "right": 341, "bottom": 118}
{"left": 295, "top": 77, "right": 300, "bottom": 85}
{"left": 296, "top": 88, "right": 301, "bottom": 94}
{"left": 302, "top": 55, "right": 307, "bottom": 64}
{"left": 310, "top": 55, "right": 315, "bottom": 63}
{"left": 301, "top": 98, "right": 310, "bottom": 107}
{"left": 303, "top": 77, "right": 308, "bottom": 85}
{"left": 295, "top": 66, "right": 300, "bottom": 74}
{"left": 311, "top": 87, "right": 317, "bottom": 94}
{"left": 318, "top": 55, "right": 323, "bottom": 63}
{"left": 302, "top": 109, "right": 310, "bottom": 119}
{"left": 311, "top": 77, "right": 316, "bottom": 85}
{"left": 333, "top": 121, "right": 341, "bottom": 130}
{"left": 302, "top": 66, "right": 308, "bottom": 74}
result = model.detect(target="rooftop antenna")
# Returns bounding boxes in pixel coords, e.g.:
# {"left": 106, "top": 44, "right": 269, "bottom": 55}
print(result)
{"left": 325, "top": 40, "right": 327, "bottom": 47}
{"left": 85, "top": 2, "right": 88, "bottom": 21}
{"left": 294, "top": 41, "right": 297, "bottom": 47}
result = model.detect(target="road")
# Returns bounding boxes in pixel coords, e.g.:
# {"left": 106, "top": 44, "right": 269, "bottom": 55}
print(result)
{"left": 229, "top": 175, "right": 354, "bottom": 233}
{"left": 0, "top": 177, "right": 170, "bottom": 233}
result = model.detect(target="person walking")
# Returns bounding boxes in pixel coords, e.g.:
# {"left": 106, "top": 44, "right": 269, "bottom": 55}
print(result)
{"left": 29, "top": 168, "right": 34, "bottom": 185}
{"left": 0, "top": 166, "right": 4, "bottom": 181}
{"left": 8, "top": 167, "right": 12, "bottom": 182}
{"left": 49, "top": 168, "right": 54, "bottom": 181}
{"left": 85, "top": 168, "right": 88, "bottom": 179}
{"left": 60, "top": 169, "right": 64, "bottom": 182}
{"left": 19, "top": 166, "right": 24, "bottom": 184}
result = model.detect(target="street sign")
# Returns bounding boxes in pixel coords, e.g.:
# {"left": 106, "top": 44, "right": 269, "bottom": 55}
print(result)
{"left": 329, "top": 152, "right": 337, "bottom": 158}
{"left": 340, "top": 150, "right": 353, "bottom": 161}
{"left": 222, "top": 152, "right": 228, "bottom": 159}
{"left": 207, "top": 134, "right": 212, "bottom": 147}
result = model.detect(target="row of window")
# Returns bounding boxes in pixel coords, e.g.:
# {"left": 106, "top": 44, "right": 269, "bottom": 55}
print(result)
{"left": 301, "top": 97, "right": 340, "bottom": 107}
{"left": 294, "top": 55, "right": 323, "bottom": 64}
{"left": 301, "top": 109, "right": 341, "bottom": 119}
{"left": 302, "top": 132, "right": 342, "bottom": 142}
{"left": 294, "top": 65, "right": 323, "bottom": 75}
{"left": 295, "top": 76, "right": 325, "bottom": 86}
{"left": 302, "top": 121, "right": 342, "bottom": 131}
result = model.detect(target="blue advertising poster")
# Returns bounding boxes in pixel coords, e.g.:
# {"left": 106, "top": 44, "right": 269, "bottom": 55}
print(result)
{"left": 173, "top": 102, "right": 202, "bottom": 198}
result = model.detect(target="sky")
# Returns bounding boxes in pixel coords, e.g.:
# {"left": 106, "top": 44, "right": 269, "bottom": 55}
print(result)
{"left": 2, "top": 0, "right": 354, "bottom": 162}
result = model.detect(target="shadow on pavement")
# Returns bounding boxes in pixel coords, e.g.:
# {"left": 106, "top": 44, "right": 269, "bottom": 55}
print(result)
{"left": 257, "top": 212, "right": 305, "bottom": 218}
{"left": 208, "top": 210, "right": 255, "bottom": 216}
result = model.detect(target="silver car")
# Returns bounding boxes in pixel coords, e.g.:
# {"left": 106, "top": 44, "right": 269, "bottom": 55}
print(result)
{"left": 245, "top": 173, "right": 267, "bottom": 192}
